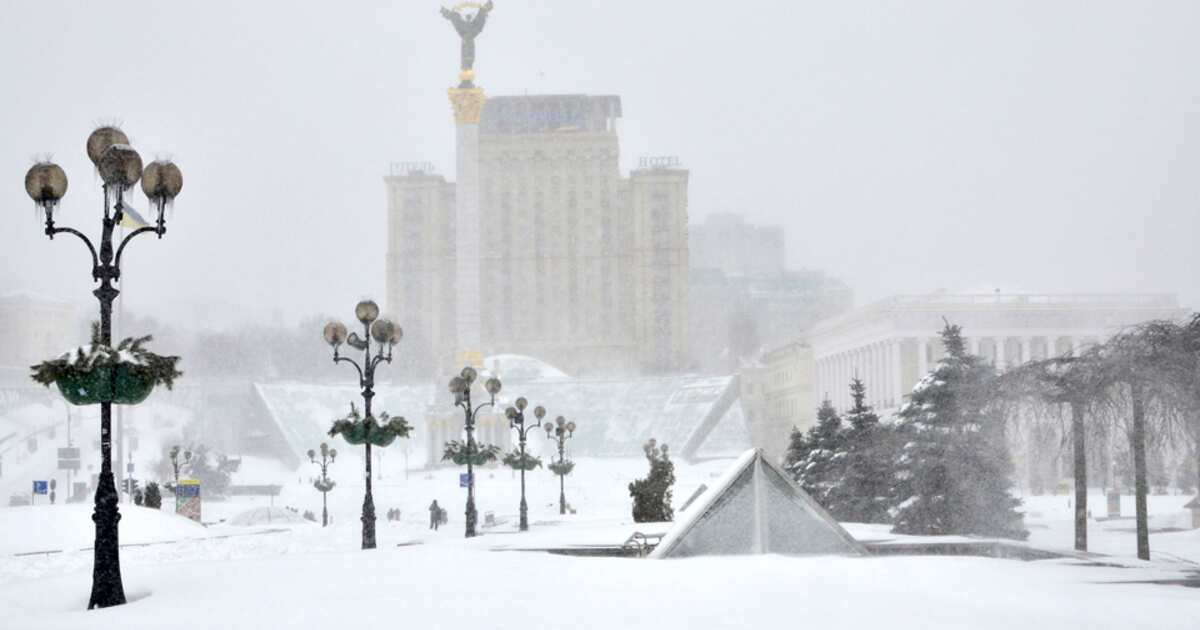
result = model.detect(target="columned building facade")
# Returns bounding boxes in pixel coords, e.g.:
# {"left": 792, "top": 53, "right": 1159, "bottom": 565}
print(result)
{"left": 808, "top": 293, "right": 1185, "bottom": 414}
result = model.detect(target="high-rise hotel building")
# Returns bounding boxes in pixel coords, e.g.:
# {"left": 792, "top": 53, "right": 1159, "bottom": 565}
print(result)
{"left": 385, "top": 94, "right": 688, "bottom": 375}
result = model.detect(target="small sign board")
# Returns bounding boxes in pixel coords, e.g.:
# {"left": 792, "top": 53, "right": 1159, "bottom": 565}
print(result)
{"left": 57, "top": 459, "right": 81, "bottom": 471}
{"left": 176, "top": 479, "right": 201, "bottom": 523}
{"left": 1106, "top": 491, "right": 1121, "bottom": 518}
{"left": 126, "top": 462, "right": 135, "bottom": 473}
{"left": 58, "top": 447, "right": 80, "bottom": 459}
{"left": 459, "top": 473, "right": 469, "bottom": 488}
{"left": 32, "top": 480, "right": 48, "bottom": 495}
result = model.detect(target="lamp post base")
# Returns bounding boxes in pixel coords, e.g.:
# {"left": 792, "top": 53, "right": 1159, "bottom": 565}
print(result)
{"left": 88, "top": 470, "right": 126, "bottom": 609}
{"left": 465, "top": 497, "right": 477, "bottom": 538}
{"left": 361, "top": 491, "right": 377, "bottom": 549}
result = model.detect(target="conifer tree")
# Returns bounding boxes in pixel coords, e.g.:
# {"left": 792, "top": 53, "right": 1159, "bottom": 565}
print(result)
{"left": 790, "top": 399, "right": 844, "bottom": 505}
{"left": 827, "top": 378, "right": 895, "bottom": 523}
{"left": 891, "top": 322, "right": 1027, "bottom": 539}
{"left": 629, "top": 439, "right": 676, "bottom": 522}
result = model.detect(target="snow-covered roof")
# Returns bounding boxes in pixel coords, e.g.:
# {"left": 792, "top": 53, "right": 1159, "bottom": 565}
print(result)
{"left": 253, "top": 373, "right": 752, "bottom": 467}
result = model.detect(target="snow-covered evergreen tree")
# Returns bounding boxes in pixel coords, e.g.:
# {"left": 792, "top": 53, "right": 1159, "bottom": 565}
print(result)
{"left": 891, "top": 322, "right": 1027, "bottom": 539}
{"left": 629, "top": 439, "right": 675, "bottom": 522}
{"left": 825, "top": 378, "right": 895, "bottom": 523}
{"left": 789, "top": 398, "right": 844, "bottom": 506}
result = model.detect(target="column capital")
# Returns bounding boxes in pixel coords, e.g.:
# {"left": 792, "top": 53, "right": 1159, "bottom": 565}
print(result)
{"left": 448, "top": 88, "right": 486, "bottom": 124}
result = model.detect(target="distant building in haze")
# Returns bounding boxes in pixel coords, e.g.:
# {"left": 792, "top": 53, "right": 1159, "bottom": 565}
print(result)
{"left": 687, "top": 213, "right": 852, "bottom": 373}
{"left": 0, "top": 292, "right": 78, "bottom": 371}
{"left": 690, "top": 213, "right": 784, "bottom": 277}
{"left": 385, "top": 94, "right": 689, "bottom": 375}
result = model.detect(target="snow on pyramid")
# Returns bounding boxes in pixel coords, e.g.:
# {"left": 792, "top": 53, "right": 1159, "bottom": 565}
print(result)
{"left": 650, "top": 448, "right": 866, "bottom": 558}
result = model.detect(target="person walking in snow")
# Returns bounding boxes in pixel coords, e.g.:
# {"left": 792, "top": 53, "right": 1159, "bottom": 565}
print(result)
{"left": 429, "top": 500, "right": 441, "bottom": 530}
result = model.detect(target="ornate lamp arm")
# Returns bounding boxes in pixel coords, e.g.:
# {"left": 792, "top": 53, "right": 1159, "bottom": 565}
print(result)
{"left": 369, "top": 349, "right": 392, "bottom": 372}
{"left": 473, "top": 397, "right": 495, "bottom": 417}
{"left": 333, "top": 353, "right": 365, "bottom": 386}
{"left": 114, "top": 226, "right": 162, "bottom": 272}
{"left": 44, "top": 224, "right": 101, "bottom": 273}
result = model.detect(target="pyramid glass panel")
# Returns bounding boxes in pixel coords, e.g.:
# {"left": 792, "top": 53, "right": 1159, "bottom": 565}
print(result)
{"left": 668, "top": 465, "right": 755, "bottom": 557}
{"left": 762, "top": 462, "right": 861, "bottom": 555}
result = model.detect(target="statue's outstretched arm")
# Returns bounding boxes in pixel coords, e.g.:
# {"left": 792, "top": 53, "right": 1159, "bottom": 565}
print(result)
{"left": 440, "top": 6, "right": 452, "bottom": 19}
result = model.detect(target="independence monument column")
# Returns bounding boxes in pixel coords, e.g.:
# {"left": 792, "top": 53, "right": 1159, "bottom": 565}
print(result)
{"left": 442, "top": 1, "right": 492, "bottom": 358}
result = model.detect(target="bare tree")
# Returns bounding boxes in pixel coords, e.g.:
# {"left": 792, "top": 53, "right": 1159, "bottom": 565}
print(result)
{"left": 996, "top": 349, "right": 1108, "bottom": 552}
{"left": 1097, "top": 319, "right": 1192, "bottom": 561}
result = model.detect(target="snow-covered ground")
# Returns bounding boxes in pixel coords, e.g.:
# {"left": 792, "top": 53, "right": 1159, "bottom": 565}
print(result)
{"left": 1, "top": 456, "right": 1198, "bottom": 628}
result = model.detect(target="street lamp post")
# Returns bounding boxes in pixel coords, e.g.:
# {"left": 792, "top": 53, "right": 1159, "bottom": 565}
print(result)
{"left": 169, "top": 445, "right": 192, "bottom": 514}
{"left": 448, "top": 367, "right": 502, "bottom": 538}
{"left": 25, "top": 127, "right": 182, "bottom": 610}
{"left": 307, "top": 443, "right": 337, "bottom": 527}
{"left": 322, "top": 300, "right": 403, "bottom": 550}
{"left": 504, "top": 399, "right": 544, "bottom": 532}
{"left": 545, "top": 416, "right": 577, "bottom": 515}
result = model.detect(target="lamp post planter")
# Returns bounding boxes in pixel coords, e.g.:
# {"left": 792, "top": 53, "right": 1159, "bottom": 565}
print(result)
{"left": 32, "top": 327, "right": 181, "bottom": 406}
{"left": 502, "top": 451, "right": 542, "bottom": 471}
{"left": 547, "top": 459, "right": 575, "bottom": 477}
{"left": 443, "top": 440, "right": 501, "bottom": 466}
{"left": 330, "top": 403, "right": 412, "bottom": 448}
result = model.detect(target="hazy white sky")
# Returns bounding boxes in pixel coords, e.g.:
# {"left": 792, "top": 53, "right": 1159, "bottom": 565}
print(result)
{"left": 2, "top": 0, "right": 1197, "bottom": 329}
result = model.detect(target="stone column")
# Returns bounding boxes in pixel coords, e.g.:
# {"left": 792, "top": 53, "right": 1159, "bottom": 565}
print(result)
{"left": 916, "top": 337, "right": 929, "bottom": 381}
{"left": 969, "top": 336, "right": 981, "bottom": 356}
{"left": 1045, "top": 336, "right": 1057, "bottom": 359}
{"left": 874, "top": 342, "right": 884, "bottom": 406}
{"left": 832, "top": 354, "right": 841, "bottom": 409}
{"left": 840, "top": 350, "right": 849, "bottom": 407}
{"left": 995, "top": 337, "right": 1007, "bottom": 370}
{"left": 1020, "top": 337, "right": 1032, "bottom": 365}
{"left": 891, "top": 339, "right": 903, "bottom": 407}
{"left": 448, "top": 87, "right": 487, "bottom": 355}
{"left": 1071, "top": 337, "right": 1082, "bottom": 356}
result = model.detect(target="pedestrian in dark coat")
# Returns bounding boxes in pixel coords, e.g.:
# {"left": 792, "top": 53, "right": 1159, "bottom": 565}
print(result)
{"left": 429, "top": 500, "right": 441, "bottom": 530}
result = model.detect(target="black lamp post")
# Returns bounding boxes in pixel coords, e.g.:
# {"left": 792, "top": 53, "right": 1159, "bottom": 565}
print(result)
{"left": 322, "top": 300, "right": 402, "bottom": 550}
{"left": 169, "top": 445, "right": 192, "bottom": 513}
{"left": 448, "top": 366, "right": 502, "bottom": 537}
{"left": 504, "top": 399, "right": 544, "bottom": 532}
{"left": 25, "top": 127, "right": 182, "bottom": 610}
{"left": 545, "top": 415, "right": 577, "bottom": 515}
{"left": 307, "top": 442, "right": 337, "bottom": 527}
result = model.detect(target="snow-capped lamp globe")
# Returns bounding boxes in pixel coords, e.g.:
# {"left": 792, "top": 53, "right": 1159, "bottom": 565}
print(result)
{"left": 321, "top": 299, "right": 407, "bottom": 551}
{"left": 24, "top": 124, "right": 185, "bottom": 611}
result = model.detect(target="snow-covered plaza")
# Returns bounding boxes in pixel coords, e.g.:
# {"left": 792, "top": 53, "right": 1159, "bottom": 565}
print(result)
{"left": 2, "top": 456, "right": 1198, "bottom": 629}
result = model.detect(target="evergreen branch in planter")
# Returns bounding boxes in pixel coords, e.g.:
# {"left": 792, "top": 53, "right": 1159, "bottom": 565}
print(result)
{"left": 29, "top": 322, "right": 182, "bottom": 404}
{"left": 501, "top": 449, "right": 542, "bottom": 471}
{"left": 328, "top": 402, "right": 412, "bottom": 447}
{"left": 548, "top": 459, "right": 575, "bottom": 477}
{"left": 442, "top": 440, "right": 500, "bottom": 466}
